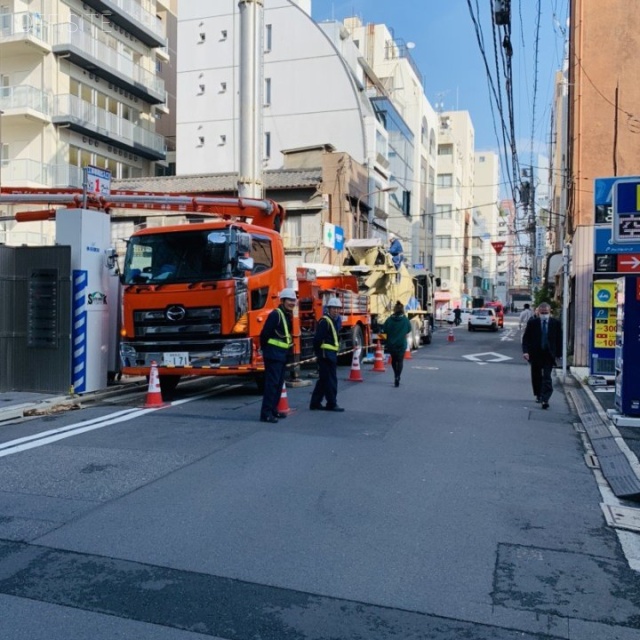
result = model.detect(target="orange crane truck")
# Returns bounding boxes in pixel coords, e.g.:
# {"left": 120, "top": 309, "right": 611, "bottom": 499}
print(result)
{"left": 296, "top": 267, "right": 370, "bottom": 365}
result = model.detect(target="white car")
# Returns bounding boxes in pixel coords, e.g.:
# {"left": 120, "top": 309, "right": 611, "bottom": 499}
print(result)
{"left": 468, "top": 308, "right": 499, "bottom": 332}
{"left": 446, "top": 309, "right": 473, "bottom": 325}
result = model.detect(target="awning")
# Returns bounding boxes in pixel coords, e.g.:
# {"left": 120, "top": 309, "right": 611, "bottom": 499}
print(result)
{"left": 435, "top": 292, "right": 451, "bottom": 302}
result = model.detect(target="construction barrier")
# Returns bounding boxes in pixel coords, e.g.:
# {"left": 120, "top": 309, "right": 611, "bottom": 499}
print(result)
{"left": 143, "top": 361, "right": 167, "bottom": 408}
{"left": 346, "top": 347, "right": 364, "bottom": 382}
{"left": 372, "top": 341, "right": 386, "bottom": 372}
{"left": 276, "top": 382, "right": 294, "bottom": 415}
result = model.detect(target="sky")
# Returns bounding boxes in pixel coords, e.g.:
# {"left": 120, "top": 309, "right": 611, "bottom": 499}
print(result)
{"left": 310, "top": 0, "right": 570, "bottom": 180}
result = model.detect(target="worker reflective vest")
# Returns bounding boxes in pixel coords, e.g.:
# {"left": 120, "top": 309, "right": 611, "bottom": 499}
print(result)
{"left": 320, "top": 315, "right": 339, "bottom": 352}
{"left": 267, "top": 308, "right": 292, "bottom": 349}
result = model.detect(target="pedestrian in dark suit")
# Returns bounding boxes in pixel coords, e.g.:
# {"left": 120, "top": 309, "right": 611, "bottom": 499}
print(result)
{"left": 259, "top": 288, "right": 296, "bottom": 423}
{"left": 522, "top": 302, "right": 562, "bottom": 409}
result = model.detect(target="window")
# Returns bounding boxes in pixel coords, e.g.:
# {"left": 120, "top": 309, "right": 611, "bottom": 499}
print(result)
{"left": 438, "top": 144, "right": 453, "bottom": 156}
{"left": 265, "top": 24, "right": 272, "bottom": 51}
{"left": 435, "top": 266, "right": 450, "bottom": 280}
{"left": 264, "top": 131, "right": 271, "bottom": 159}
{"left": 435, "top": 235, "right": 452, "bottom": 249}
{"left": 435, "top": 205, "right": 452, "bottom": 219}
{"left": 437, "top": 173, "right": 453, "bottom": 188}
{"left": 264, "top": 77, "right": 271, "bottom": 106}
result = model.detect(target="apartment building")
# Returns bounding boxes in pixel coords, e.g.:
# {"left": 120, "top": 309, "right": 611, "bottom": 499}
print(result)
{"left": 0, "top": 0, "right": 169, "bottom": 243}
{"left": 341, "top": 16, "right": 439, "bottom": 269}
{"left": 472, "top": 151, "right": 502, "bottom": 302}
{"left": 176, "top": 1, "right": 441, "bottom": 270}
{"left": 433, "top": 110, "right": 475, "bottom": 310}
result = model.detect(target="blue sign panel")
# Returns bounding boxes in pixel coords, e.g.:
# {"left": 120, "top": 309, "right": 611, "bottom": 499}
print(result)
{"left": 613, "top": 179, "right": 640, "bottom": 243}
{"left": 334, "top": 225, "right": 344, "bottom": 251}
{"left": 594, "top": 227, "right": 640, "bottom": 254}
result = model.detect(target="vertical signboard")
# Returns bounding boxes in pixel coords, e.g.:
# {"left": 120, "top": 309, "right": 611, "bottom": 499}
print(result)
{"left": 614, "top": 275, "right": 640, "bottom": 415}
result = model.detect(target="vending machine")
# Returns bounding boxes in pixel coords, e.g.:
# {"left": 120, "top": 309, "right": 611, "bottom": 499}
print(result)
{"left": 614, "top": 275, "right": 640, "bottom": 416}
{"left": 590, "top": 279, "right": 617, "bottom": 377}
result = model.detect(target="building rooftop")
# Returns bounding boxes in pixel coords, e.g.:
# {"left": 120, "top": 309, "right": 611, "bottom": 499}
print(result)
{"left": 114, "top": 169, "right": 322, "bottom": 193}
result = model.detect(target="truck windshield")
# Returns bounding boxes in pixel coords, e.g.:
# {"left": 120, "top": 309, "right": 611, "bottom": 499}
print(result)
{"left": 123, "top": 230, "right": 233, "bottom": 284}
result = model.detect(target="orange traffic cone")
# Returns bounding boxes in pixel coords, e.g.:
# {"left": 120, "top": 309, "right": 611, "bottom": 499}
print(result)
{"left": 143, "top": 361, "right": 167, "bottom": 408}
{"left": 347, "top": 347, "right": 364, "bottom": 382}
{"left": 276, "top": 382, "right": 294, "bottom": 415}
{"left": 404, "top": 341, "right": 413, "bottom": 359}
{"left": 447, "top": 327, "right": 455, "bottom": 342}
{"left": 372, "top": 341, "right": 386, "bottom": 372}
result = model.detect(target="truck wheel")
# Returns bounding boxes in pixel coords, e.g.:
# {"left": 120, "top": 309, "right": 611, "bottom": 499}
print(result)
{"left": 159, "top": 375, "right": 181, "bottom": 396}
{"left": 254, "top": 374, "right": 265, "bottom": 393}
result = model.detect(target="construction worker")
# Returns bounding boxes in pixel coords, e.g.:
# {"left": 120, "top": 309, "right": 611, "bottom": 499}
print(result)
{"left": 259, "top": 288, "right": 296, "bottom": 423}
{"left": 310, "top": 297, "right": 345, "bottom": 412}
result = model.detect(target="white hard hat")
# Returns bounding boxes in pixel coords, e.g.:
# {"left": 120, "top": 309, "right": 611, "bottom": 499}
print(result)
{"left": 279, "top": 288, "right": 297, "bottom": 300}
{"left": 326, "top": 297, "right": 342, "bottom": 308}
{"left": 388, "top": 232, "right": 397, "bottom": 240}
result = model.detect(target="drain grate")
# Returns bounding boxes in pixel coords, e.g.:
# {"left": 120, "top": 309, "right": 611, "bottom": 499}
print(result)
{"left": 601, "top": 503, "right": 640, "bottom": 533}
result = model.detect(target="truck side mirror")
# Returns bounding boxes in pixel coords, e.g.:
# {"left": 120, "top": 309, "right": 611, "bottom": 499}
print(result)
{"left": 435, "top": 277, "right": 442, "bottom": 287}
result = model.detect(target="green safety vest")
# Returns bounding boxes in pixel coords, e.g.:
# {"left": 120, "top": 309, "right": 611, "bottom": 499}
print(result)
{"left": 267, "top": 308, "right": 292, "bottom": 349}
{"left": 320, "top": 315, "right": 339, "bottom": 352}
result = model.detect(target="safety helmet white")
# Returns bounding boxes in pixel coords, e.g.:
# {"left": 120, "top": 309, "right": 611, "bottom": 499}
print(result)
{"left": 279, "top": 288, "right": 297, "bottom": 300}
{"left": 326, "top": 297, "right": 342, "bottom": 308}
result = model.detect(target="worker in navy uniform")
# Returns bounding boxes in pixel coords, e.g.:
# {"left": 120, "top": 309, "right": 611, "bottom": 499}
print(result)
{"left": 310, "top": 297, "right": 345, "bottom": 412}
{"left": 522, "top": 301, "right": 562, "bottom": 409}
{"left": 259, "top": 288, "right": 296, "bottom": 423}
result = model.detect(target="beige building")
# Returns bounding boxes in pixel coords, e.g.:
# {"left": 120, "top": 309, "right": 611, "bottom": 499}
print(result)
{"left": 0, "top": 0, "right": 170, "bottom": 243}
{"left": 564, "top": 0, "right": 640, "bottom": 366}
{"left": 472, "top": 151, "right": 502, "bottom": 302}
{"left": 433, "top": 110, "right": 475, "bottom": 310}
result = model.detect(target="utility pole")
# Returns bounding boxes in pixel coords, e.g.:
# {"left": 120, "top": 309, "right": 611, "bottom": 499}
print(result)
{"left": 237, "top": 0, "right": 264, "bottom": 198}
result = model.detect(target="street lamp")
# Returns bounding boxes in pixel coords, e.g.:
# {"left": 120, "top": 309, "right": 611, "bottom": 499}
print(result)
{"left": 354, "top": 186, "right": 397, "bottom": 239}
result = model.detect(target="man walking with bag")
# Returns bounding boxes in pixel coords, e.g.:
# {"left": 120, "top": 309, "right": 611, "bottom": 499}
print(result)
{"left": 522, "top": 302, "right": 562, "bottom": 409}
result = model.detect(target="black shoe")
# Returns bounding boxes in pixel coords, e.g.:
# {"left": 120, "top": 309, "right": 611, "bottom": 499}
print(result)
{"left": 260, "top": 415, "right": 278, "bottom": 423}
{"left": 309, "top": 404, "right": 324, "bottom": 411}
{"left": 535, "top": 396, "right": 541, "bottom": 403}
{"left": 394, "top": 377, "right": 400, "bottom": 387}
{"left": 541, "top": 402, "right": 549, "bottom": 409}
{"left": 325, "top": 406, "right": 345, "bottom": 412}
{"left": 274, "top": 412, "right": 288, "bottom": 419}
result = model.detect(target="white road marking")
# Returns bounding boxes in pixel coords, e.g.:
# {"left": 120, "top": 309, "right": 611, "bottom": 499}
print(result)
{"left": 462, "top": 352, "right": 513, "bottom": 363}
{"left": 0, "top": 384, "right": 241, "bottom": 458}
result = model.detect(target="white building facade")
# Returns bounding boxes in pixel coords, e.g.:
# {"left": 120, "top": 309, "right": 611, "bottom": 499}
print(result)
{"left": 176, "top": 1, "right": 440, "bottom": 268}
{"left": 433, "top": 110, "right": 475, "bottom": 310}
{"left": 0, "top": 0, "right": 169, "bottom": 244}
{"left": 472, "top": 151, "right": 503, "bottom": 303}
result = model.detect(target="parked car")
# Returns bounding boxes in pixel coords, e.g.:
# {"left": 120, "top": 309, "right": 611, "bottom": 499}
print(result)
{"left": 446, "top": 308, "right": 473, "bottom": 325}
{"left": 468, "top": 308, "right": 499, "bottom": 332}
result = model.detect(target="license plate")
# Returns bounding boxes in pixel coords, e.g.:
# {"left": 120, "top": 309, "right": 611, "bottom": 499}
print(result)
{"left": 163, "top": 352, "right": 189, "bottom": 366}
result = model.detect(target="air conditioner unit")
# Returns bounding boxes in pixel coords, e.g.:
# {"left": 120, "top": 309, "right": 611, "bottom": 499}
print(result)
{"left": 440, "top": 280, "right": 450, "bottom": 291}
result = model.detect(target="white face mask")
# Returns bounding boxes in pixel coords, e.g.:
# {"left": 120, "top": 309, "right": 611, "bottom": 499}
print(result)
{"left": 539, "top": 313, "right": 550, "bottom": 319}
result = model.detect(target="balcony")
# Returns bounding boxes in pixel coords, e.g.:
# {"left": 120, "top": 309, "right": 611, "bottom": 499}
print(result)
{"left": 52, "top": 24, "right": 165, "bottom": 104}
{"left": 53, "top": 95, "right": 166, "bottom": 160}
{"left": 81, "top": 0, "right": 166, "bottom": 48}
{"left": 0, "top": 12, "right": 51, "bottom": 55}
{"left": 0, "top": 159, "right": 83, "bottom": 188}
{"left": 0, "top": 86, "right": 51, "bottom": 123}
